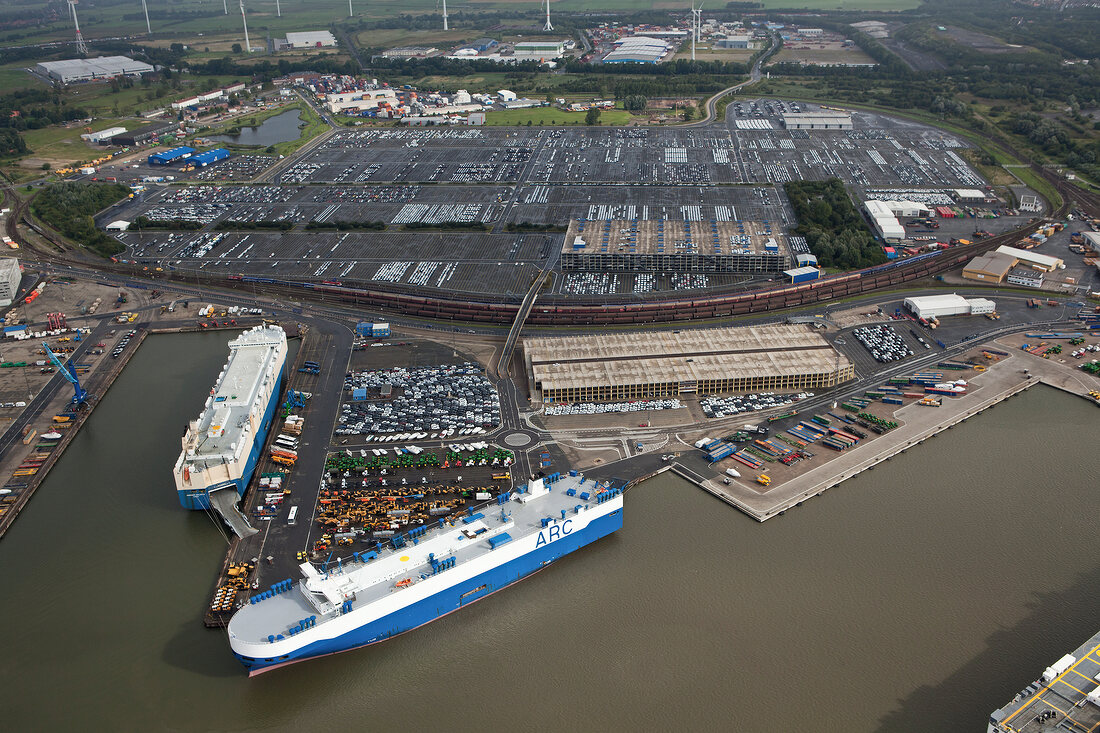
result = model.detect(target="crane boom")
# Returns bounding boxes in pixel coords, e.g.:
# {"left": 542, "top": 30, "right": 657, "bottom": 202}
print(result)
{"left": 42, "top": 342, "right": 87, "bottom": 405}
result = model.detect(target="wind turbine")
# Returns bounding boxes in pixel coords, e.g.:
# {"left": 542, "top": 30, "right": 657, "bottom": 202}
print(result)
{"left": 223, "top": 0, "right": 228, "bottom": 14}
{"left": 275, "top": 0, "right": 281, "bottom": 17}
{"left": 239, "top": 0, "right": 251, "bottom": 53}
{"left": 543, "top": 0, "right": 553, "bottom": 32}
{"left": 690, "top": 2, "right": 703, "bottom": 60}
{"left": 348, "top": 0, "right": 353, "bottom": 17}
{"left": 140, "top": 0, "right": 151, "bottom": 34}
{"left": 68, "top": 0, "right": 88, "bottom": 56}
{"left": 442, "top": 0, "right": 448, "bottom": 31}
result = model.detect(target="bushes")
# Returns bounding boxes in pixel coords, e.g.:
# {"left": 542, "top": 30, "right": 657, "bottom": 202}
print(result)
{"left": 784, "top": 179, "right": 885, "bottom": 270}
{"left": 132, "top": 217, "right": 203, "bottom": 230}
{"left": 304, "top": 220, "right": 387, "bottom": 231}
{"left": 31, "top": 182, "right": 130, "bottom": 258}
{"left": 214, "top": 220, "right": 294, "bottom": 231}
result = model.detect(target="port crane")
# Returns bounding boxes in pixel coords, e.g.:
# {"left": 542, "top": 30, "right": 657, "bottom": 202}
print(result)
{"left": 42, "top": 342, "right": 87, "bottom": 407}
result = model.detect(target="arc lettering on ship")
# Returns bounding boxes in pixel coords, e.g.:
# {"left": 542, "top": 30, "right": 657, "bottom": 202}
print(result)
{"left": 535, "top": 519, "right": 573, "bottom": 548}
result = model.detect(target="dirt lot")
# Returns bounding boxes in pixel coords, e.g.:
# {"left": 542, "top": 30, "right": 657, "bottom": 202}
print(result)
{"left": 942, "top": 26, "right": 1032, "bottom": 54}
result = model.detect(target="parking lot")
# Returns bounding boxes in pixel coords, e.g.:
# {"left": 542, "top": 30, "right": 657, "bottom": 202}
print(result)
{"left": 100, "top": 104, "right": 1002, "bottom": 298}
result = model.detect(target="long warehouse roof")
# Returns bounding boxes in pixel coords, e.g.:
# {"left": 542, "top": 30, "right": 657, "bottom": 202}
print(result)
{"left": 526, "top": 324, "right": 849, "bottom": 391}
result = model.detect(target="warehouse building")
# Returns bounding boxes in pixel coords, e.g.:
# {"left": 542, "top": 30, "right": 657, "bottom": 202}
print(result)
{"left": 995, "top": 245, "right": 1064, "bottom": 272}
{"left": 783, "top": 266, "right": 820, "bottom": 283}
{"left": 903, "top": 294, "right": 996, "bottom": 319}
{"left": 1019, "top": 194, "right": 1043, "bottom": 213}
{"left": 780, "top": 112, "right": 852, "bottom": 130}
{"left": 525, "top": 324, "right": 854, "bottom": 403}
{"left": 951, "top": 188, "right": 987, "bottom": 203}
{"left": 147, "top": 146, "right": 195, "bottom": 166}
{"left": 513, "top": 40, "right": 566, "bottom": 60}
{"left": 285, "top": 31, "right": 337, "bottom": 48}
{"left": 80, "top": 126, "right": 126, "bottom": 144}
{"left": 0, "top": 258, "right": 20, "bottom": 307}
{"left": 1006, "top": 267, "right": 1044, "bottom": 288}
{"left": 863, "top": 200, "right": 905, "bottom": 243}
{"left": 114, "top": 122, "right": 174, "bottom": 146}
{"left": 715, "top": 35, "right": 752, "bottom": 49}
{"left": 962, "top": 251, "right": 1016, "bottom": 283}
{"left": 603, "top": 36, "right": 671, "bottom": 64}
{"left": 36, "top": 56, "right": 154, "bottom": 84}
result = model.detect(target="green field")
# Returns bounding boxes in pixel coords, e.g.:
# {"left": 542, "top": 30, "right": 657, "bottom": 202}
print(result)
{"left": 483, "top": 107, "right": 635, "bottom": 126}
{"left": 0, "top": 0, "right": 924, "bottom": 50}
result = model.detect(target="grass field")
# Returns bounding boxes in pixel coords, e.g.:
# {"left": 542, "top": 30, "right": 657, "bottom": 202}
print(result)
{"left": 483, "top": 107, "right": 636, "bottom": 126}
{"left": 0, "top": 0, "right": 924, "bottom": 50}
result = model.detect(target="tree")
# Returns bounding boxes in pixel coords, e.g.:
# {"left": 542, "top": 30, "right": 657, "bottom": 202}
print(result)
{"left": 232, "top": 43, "right": 242, "bottom": 54}
{"left": 585, "top": 107, "right": 601, "bottom": 125}
{"left": 683, "top": 106, "right": 695, "bottom": 121}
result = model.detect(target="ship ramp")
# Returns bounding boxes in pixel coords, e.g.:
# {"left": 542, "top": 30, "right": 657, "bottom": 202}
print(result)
{"left": 209, "top": 487, "right": 259, "bottom": 539}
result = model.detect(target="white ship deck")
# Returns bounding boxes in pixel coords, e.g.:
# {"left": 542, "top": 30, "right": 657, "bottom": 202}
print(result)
{"left": 179, "top": 326, "right": 285, "bottom": 471}
{"left": 229, "top": 472, "right": 622, "bottom": 644}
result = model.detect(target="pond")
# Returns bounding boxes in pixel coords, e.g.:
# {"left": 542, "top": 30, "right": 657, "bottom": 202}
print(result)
{"left": 209, "top": 108, "right": 303, "bottom": 147}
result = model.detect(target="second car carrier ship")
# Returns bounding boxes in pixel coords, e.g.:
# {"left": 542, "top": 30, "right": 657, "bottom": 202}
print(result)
{"left": 173, "top": 325, "right": 287, "bottom": 510}
{"left": 227, "top": 472, "right": 623, "bottom": 675}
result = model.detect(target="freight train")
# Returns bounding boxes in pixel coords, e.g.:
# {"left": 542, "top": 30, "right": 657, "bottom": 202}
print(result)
{"left": 224, "top": 248, "right": 966, "bottom": 326}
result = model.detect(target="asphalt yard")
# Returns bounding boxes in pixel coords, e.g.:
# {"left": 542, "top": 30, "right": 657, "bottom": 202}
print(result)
{"left": 102, "top": 105, "right": 999, "bottom": 299}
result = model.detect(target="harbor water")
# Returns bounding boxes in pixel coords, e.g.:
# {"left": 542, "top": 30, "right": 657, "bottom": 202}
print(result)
{"left": 0, "top": 331, "right": 1097, "bottom": 731}
{"left": 209, "top": 109, "right": 303, "bottom": 147}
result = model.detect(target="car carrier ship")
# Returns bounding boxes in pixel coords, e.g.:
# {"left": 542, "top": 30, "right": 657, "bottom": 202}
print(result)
{"left": 227, "top": 471, "right": 623, "bottom": 675}
{"left": 173, "top": 325, "right": 287, "bottom": 510}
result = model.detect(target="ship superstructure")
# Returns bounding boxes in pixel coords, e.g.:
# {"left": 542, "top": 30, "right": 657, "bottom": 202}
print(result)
{"left": 173, "top": 325, "right": 287, "bottom": 510}
{"left": 228, "top": 471, "right": 623, "bottom": 674}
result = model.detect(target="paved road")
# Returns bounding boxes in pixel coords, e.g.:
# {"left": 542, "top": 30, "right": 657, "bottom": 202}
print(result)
{"left": 692, "top": 31, "right": 776, "bottom": 127}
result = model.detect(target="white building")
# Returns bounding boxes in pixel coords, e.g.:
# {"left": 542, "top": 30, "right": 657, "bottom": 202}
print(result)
{"left": 903, "top": 294, "right": 996, "bottom": 319}
{"left": 325, "top": 89, "right": 397, "bottom": 114}
{"left": 863, "top": 200, "right": 906, "bottom": 243}
{"left": 797, "top": 28, "right": 824, "bottom": 36}
{"left": 497, "top": 90, "right": 517, "bottom": 102}
{"left": 1018, "top": 194, "right": 1042, "bottom": 213}
{"left": 80, "top": 126, "right": 126, "bottom": 143}
{"left": 995, "top": 245, "right": 1064, "bottom": 272}
{"left": 1006, "top": 267, "right": 1044, "bottom": 288}
{"left": 36, "top": 56, "right": 154, "bottom": 84}
{"left": 781, "top": 112, "right": 853, "bottom": 130}
{"left": 513, "top": 41, "right": 566, "bottom": 60}
{"left": 880, "top": 200, "right": 933, "bottom": 218}
{"left": 285, "top": 31, "right": 337, "bottom": 48}
{"left": 453, "top": 90, "right": 472, "bottom": 105}
{"left": 0, "top": 258, "right": 19, "bottom": 307}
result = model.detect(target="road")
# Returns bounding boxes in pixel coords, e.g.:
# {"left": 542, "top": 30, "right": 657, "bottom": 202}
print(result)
{"left": 694, "top": 31, "right": 776, "bottom": 126}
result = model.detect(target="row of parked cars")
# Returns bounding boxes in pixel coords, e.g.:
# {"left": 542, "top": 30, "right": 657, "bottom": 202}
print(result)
{"left": 852, "top": 325, "right": 913, "bottom": 363}
{"left": 337, "top": 363, "right": 500, "bottom": 436}
{"left": 700, "top": 391, "right": 814, "bottom": 419}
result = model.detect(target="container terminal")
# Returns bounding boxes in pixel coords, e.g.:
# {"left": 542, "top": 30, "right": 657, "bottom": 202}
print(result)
{"left": 988, "top": 628, "right": 1100, "bottom": 732}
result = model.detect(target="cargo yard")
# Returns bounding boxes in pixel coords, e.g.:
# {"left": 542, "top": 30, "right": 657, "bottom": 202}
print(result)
{"left": 93, "top": 101, "right": 1037, "bottom": 301}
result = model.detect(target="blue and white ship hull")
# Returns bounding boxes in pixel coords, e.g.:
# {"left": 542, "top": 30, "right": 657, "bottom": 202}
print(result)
{"left": 228, "top": 473, "right": 623, "bottom": 675}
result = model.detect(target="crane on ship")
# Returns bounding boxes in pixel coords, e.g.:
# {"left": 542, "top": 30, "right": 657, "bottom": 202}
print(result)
{"left": 42, "top": 342, "right": 88, "bottom": 407}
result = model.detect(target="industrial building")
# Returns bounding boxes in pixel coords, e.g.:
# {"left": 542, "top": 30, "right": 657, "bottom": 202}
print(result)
{"left": 951, "top": 188, "right": 986, "bottom": 203}
{"left": 603, "top": 36, "right": 671, "bottom": 64}
{"left": 0, "top": 257, "right": 20, "bottom": 307}
{"left": 190, "top": 148, "right": 231, "bottom": 167}
{"left": 1018, "top": 194, "right": 1042, "bottom": 213}
{"left": 783, "top": 266, "right": 820, "bottom": 283}
{"left": 903, "top": 294, "right": 996, "bottom": 319}
{"left": 147, "top": 146, "right": 195, "bottom": 166}
{"left": 560, "top": 219, "right": 790, "bottom": 273}
{"left": 1006, "top": 266, "right": 1044, "bottom": 288}
{"left": 863, "top": 200, "right": 905, "bottom": 242}
{"left": 35, "top": 56, "right": 154, "bottom": 84}
{"left": 325, "top": 89, "right": 397, "bottom": 114}
{"left": 284, "top": 31, "right": 337, "bottom": 48}
{"left": 780, "top": 112, "right": 853, "bottom": 130}
{"left": 962, "top": 251, "right": 1016, "bottom": 283}
{"left": 381, "top": 47, "right": 439, "bottom": 58}
{"left": 513, "top": 41, "right": 566, "bottom": 60}
{"left": 114, "top": 122, "right": 174, "bottom": 146}
{"left": 715, "top": 35, "right": 752, "bottom": 49}
{"left": 525, "top": 324, "right": 854, "bottom": 403}
{"left": 995, "top": 245, "right": 1064, "bottom": 272}
{"left": 80, "top": 126, "right": 126, "bottom": 144}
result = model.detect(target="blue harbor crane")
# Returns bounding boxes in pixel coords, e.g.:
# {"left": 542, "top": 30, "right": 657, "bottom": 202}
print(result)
{"left": 42, "top": 342, "right": 87, "bottom": 406}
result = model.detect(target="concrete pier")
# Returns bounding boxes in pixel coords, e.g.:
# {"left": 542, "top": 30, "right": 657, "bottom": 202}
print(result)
{"left": 680, "top": 343, "right": 1099, "bottom": 522}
